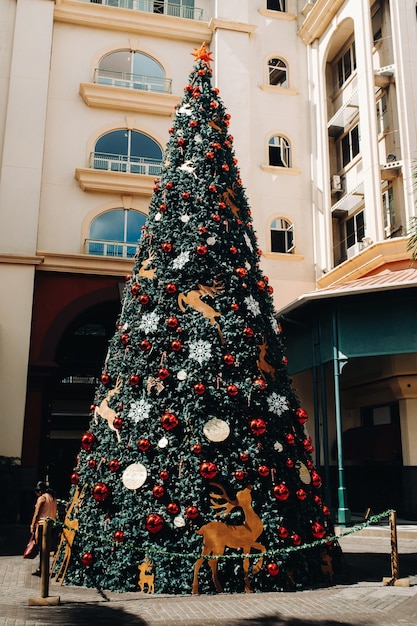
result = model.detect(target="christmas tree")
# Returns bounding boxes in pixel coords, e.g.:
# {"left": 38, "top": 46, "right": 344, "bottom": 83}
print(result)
{"left": 53, "top": 43, "right": 339, "bottom": 595}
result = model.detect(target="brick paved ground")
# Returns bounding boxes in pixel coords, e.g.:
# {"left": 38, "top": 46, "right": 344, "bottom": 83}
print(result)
{"left": 1, "top": 526, "right": 417, "bottom": 626}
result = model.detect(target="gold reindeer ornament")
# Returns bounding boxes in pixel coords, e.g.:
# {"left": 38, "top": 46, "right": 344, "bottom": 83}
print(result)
{"left": 138, "top": 557, "right": 155, "bottom": 593}
{"left": 177, "top": 278, "right": 225, "bottom": 343}
{"left": 94, "top": 375, "right": 122, "bottom": 441}
{"left": 51, "top": 484, "right": 86, "bottom": 584}
{"left": 192, "top": 483, "right": 266, "bottom": 594}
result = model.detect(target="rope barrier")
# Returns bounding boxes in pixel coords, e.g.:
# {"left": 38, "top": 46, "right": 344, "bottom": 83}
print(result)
{"left": 51, "top": 508, "right": 395, "bottom": 562}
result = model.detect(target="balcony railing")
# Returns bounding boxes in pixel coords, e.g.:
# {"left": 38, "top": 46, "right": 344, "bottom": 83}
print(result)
{"left": 94, "top": 68, "right": 172, "bottom": 93}
{"left": 85, "top": 238, "right": 138, "bottom": 258}
{"left": 89, "top": 152, "right": 163, "bottom": 175}
{"left": 84, "top": 0, "right": 203, "bottom": 20}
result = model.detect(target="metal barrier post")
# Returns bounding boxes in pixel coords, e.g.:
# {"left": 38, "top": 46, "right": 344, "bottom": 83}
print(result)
{"left": 382, "top": 510, "right": 409, "bottom": 587}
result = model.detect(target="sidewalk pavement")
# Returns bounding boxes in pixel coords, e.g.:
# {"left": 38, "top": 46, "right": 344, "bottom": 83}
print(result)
{"left": 1, "top": 522, "right": 417, "bottom": 626}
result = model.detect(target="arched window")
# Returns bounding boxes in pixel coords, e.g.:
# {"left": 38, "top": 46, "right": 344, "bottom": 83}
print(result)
{"left": 96, "top": 50, "right": 170, "bottom": 93}
{"left": 91, "top": 130, "right": 163, "bottom": 175}
{"left": 270, "top": 218, "right": 294, "bottom": 253}
{"left": 269, "top": 135, "right": 291, "bottom": 167}
{"left": 268, "top": 58, "right": 288, "bottom": 87}
{"left": 87, "top": 209, "right": 146, "bottom": 258}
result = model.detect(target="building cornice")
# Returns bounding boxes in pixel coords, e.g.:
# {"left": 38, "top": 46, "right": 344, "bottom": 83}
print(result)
{"left": 208, "top": 18, "right": 257, "bottom": 35}
{"left": 79, "top": 83, "right": 179, "bottom": 116}
{"left": 75, "top": 168, "right": 155, "bottom": 196}
{"left": 54, "top": 0, "right": 212, "bottom": 43}
{"left": 317, "top": 238, "right": 410, "bottom": 288}
{"left": 0, "top": 254, "right": 43, "bottom": 266}
{"left": 36, "top": 251, "right": 132, "bottom": 276}
{"left": 298, "top": 0, "right": 345, "bottom": 45}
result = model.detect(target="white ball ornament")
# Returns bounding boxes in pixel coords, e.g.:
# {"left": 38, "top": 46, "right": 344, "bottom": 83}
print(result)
{"left": 122, "top": 463, "right": 147, "bottom": 490}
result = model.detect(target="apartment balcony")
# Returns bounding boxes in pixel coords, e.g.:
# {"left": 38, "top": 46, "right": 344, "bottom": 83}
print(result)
{"left": 80, "top": 70, "right": 179, "bottom": 114}
{"left": 85, "top": 0, "right": 203, "bottom": 20}
{"left": 75, "top": 153, "right": 162, "bottom": 195}
{"left": 84, "top": 238, "right": 138, "bottom": 258}
{"left": 54, "top": 0, "right": 212, "bottom": 43}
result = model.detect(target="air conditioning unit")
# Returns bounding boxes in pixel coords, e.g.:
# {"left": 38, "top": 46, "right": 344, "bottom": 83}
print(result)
{"left": 346, "top": 242, "right": 362, "bottom": 259}
{"left": 331, "top": 175, "right": 342, "bottom": 193}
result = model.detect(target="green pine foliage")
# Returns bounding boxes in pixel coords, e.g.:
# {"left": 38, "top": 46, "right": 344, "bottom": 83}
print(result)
{"left": 57, "top": 44, "right": 340, "bottom": 595}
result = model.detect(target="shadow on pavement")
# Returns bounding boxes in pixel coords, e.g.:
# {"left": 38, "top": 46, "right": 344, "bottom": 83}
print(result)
{"left": 17, "top": 602, "right": 147, "bottom": 625}
{"left": 343, "top": 551, "right": 417, "bottom": 583}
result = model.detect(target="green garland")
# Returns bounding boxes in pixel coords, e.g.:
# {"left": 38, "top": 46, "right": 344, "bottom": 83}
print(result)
{"left": 50, "top": 508, "right": 394, "bottom": 562}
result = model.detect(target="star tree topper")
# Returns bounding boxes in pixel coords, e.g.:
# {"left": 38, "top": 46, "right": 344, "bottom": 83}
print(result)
{"left": 191, "top": 42, "right": 213, "bottom": 65}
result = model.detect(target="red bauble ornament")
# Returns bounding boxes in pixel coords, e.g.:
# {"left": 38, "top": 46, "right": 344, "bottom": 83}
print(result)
{"left": 206, "top": 151, "right": 214, "bottom": 160}
{"left": 314, "top": 495, "right": 322, "bottom": 505}
{"left": 146, "top": 514, "right": 164, "bottom": 534}
{"left": 120, "top": 333, "right": 129, "bottom": 345}
{"left": 322, "top": 505, "right": 330, "bottom": 516}
{"left": 253, "top": 378, "right": 266, "bottom": 391}
{"left": 278, "top": 525, "right": 289, "bottom": 539}
{"left": 291, "top": 533, "right": 302, "bottom": 546}
{"left": 196, "top": 245, "right": 208, "bottom": 256}
{"left": 158, "top": 368, "right": 170, "bottom": 380}
{"left": 223, "top": 354, "right": 235, "bottom": 366}
{"left": 130, "top": 284, "right": 140, "bottom": 296}
{"left": 192, "top": 444, "right": 202, "bottom": 454}
{"left": 113, "top": 530, "right": 125, "bottom": 543}
{"left": 181, "top": 191, "right": 190, "bottom": 200}
{"left": 108, "top": 459, "right": 120, "bottom": 472}
{"left": 138, "top": 438, "right": 151, "bottom": 452}
{"left": 212, "top": 213, "right": 221, "bottom": 222}
{"left": 296, "top": 408, "right": 308, "bottom": 424}
{"left": 231, "top": 303, "right": 239, "bottom": 311}
{"left": 194, "top": 383, "right": 206, "bottom": 395}
{"left": 171, "top": 340, "right": 182, "bottom": 352}
{"left": 227, "top": 384, "right": 238, "bottom": 396}
{"left": 167, "top": 316, "right": 179, "bottom": 329}
{"left": 129, "top": 374, "right": 140, "bottom": 386}
{"left": 139, "top": 294, "right": 150, "bottom": 306}
{"left": 257, "top": 465, "right": 269, "bottom": 477}
{"left": 221, "top": 164, "right": 229, "bottom": 172}
{"left": 267, "top": 562, "right": 280, "bottom": 576}
{"left": 200, "top": 461, "right": 218, "bottom": 480}
{"left": 311, "top": 522, "right": 326, "bottom": 539}
{"left": 88, "top": 459, "right": 96, "bottom": 469}
{"left": 250, "top": 418, "right": 267, "bottom": 436}
{"left": 165, "top": 283, "right": 177, "bottom": 294}
{"left": 296, "top": 489, "right": 307, "bottom": 501}
{"left": 161, "top": 242, "right": 173, "bottom": 253}
{"left": 140, "top": 339, "right": 152, "bottom": 351}
{"left": 311, "top": 470, "right": 322, "bottom": 488}
{"left": 243, "top": 327, "right": 254, "bottom": 338}
{"left": 81, "top": 432, "right": 95, "bottom": 451}
{"left": 161, "top": 412, "right": 178, "bottom": 430}
{"left": 257, "top": 280, "right": 266, "bottom": 291}
{"left": 92, "top": 482, "right": 110, "bottom": 502}
{"left": 81, "top": 551, "right": 93, "bottom": 567}
{"left": 273, "top": 483, "right": 289, "bottom": 501}
{"left": 229, "top": 246, "right": 238, "bottom": 255}
{"left": 159, "top": 470, "right": 170, "bottom": 481}
{"left": 159, "top": 203, "right": 167, "bottom": 212}
{"left": 235, "top": 267, "right": 247, "bottom": 278}
{"left": 268, "top": 285, "right": 274, "bottom": 294}
{"left": 286, "top": 433, "right": 295, "bottom": 445}
{"left": 208, "top": 184, "right": 217, "bottom": 193}
{"left": 113, "top": 417, "right": 123, "bottom": 430}
{"left": 285, "top": 458, "right": 294, "bottom": 468}
{"left": 100, "top": 373, "right": 110, "bottom": 385}
{"left": 153, "top": 485, "right": 165, "bottom": 499}
{"left": 240, "top": 452, "right": 249, "bottom": 462}
{"left": 235, "top": 470, "right": 246, "bottom": 481}
{"left": 70, "top": 472, "right": 79, "bottom": 485}
{"left": 177, "top": 138, "right": 185, "bottom": 147}
{"left": 167, "top": 502, "right": 179, "bottom": 515}
{"left": 185, "top": 505, "right": 199, "bottom": 519}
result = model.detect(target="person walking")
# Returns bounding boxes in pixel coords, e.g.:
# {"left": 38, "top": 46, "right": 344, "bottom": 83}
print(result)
{"left": 30, "top": 481, "right": 57, "bottom": 576}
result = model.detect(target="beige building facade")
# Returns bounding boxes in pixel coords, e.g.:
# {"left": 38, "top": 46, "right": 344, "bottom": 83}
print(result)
{"left": 0, "top": 0, "right": 417, "bottom": 521}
